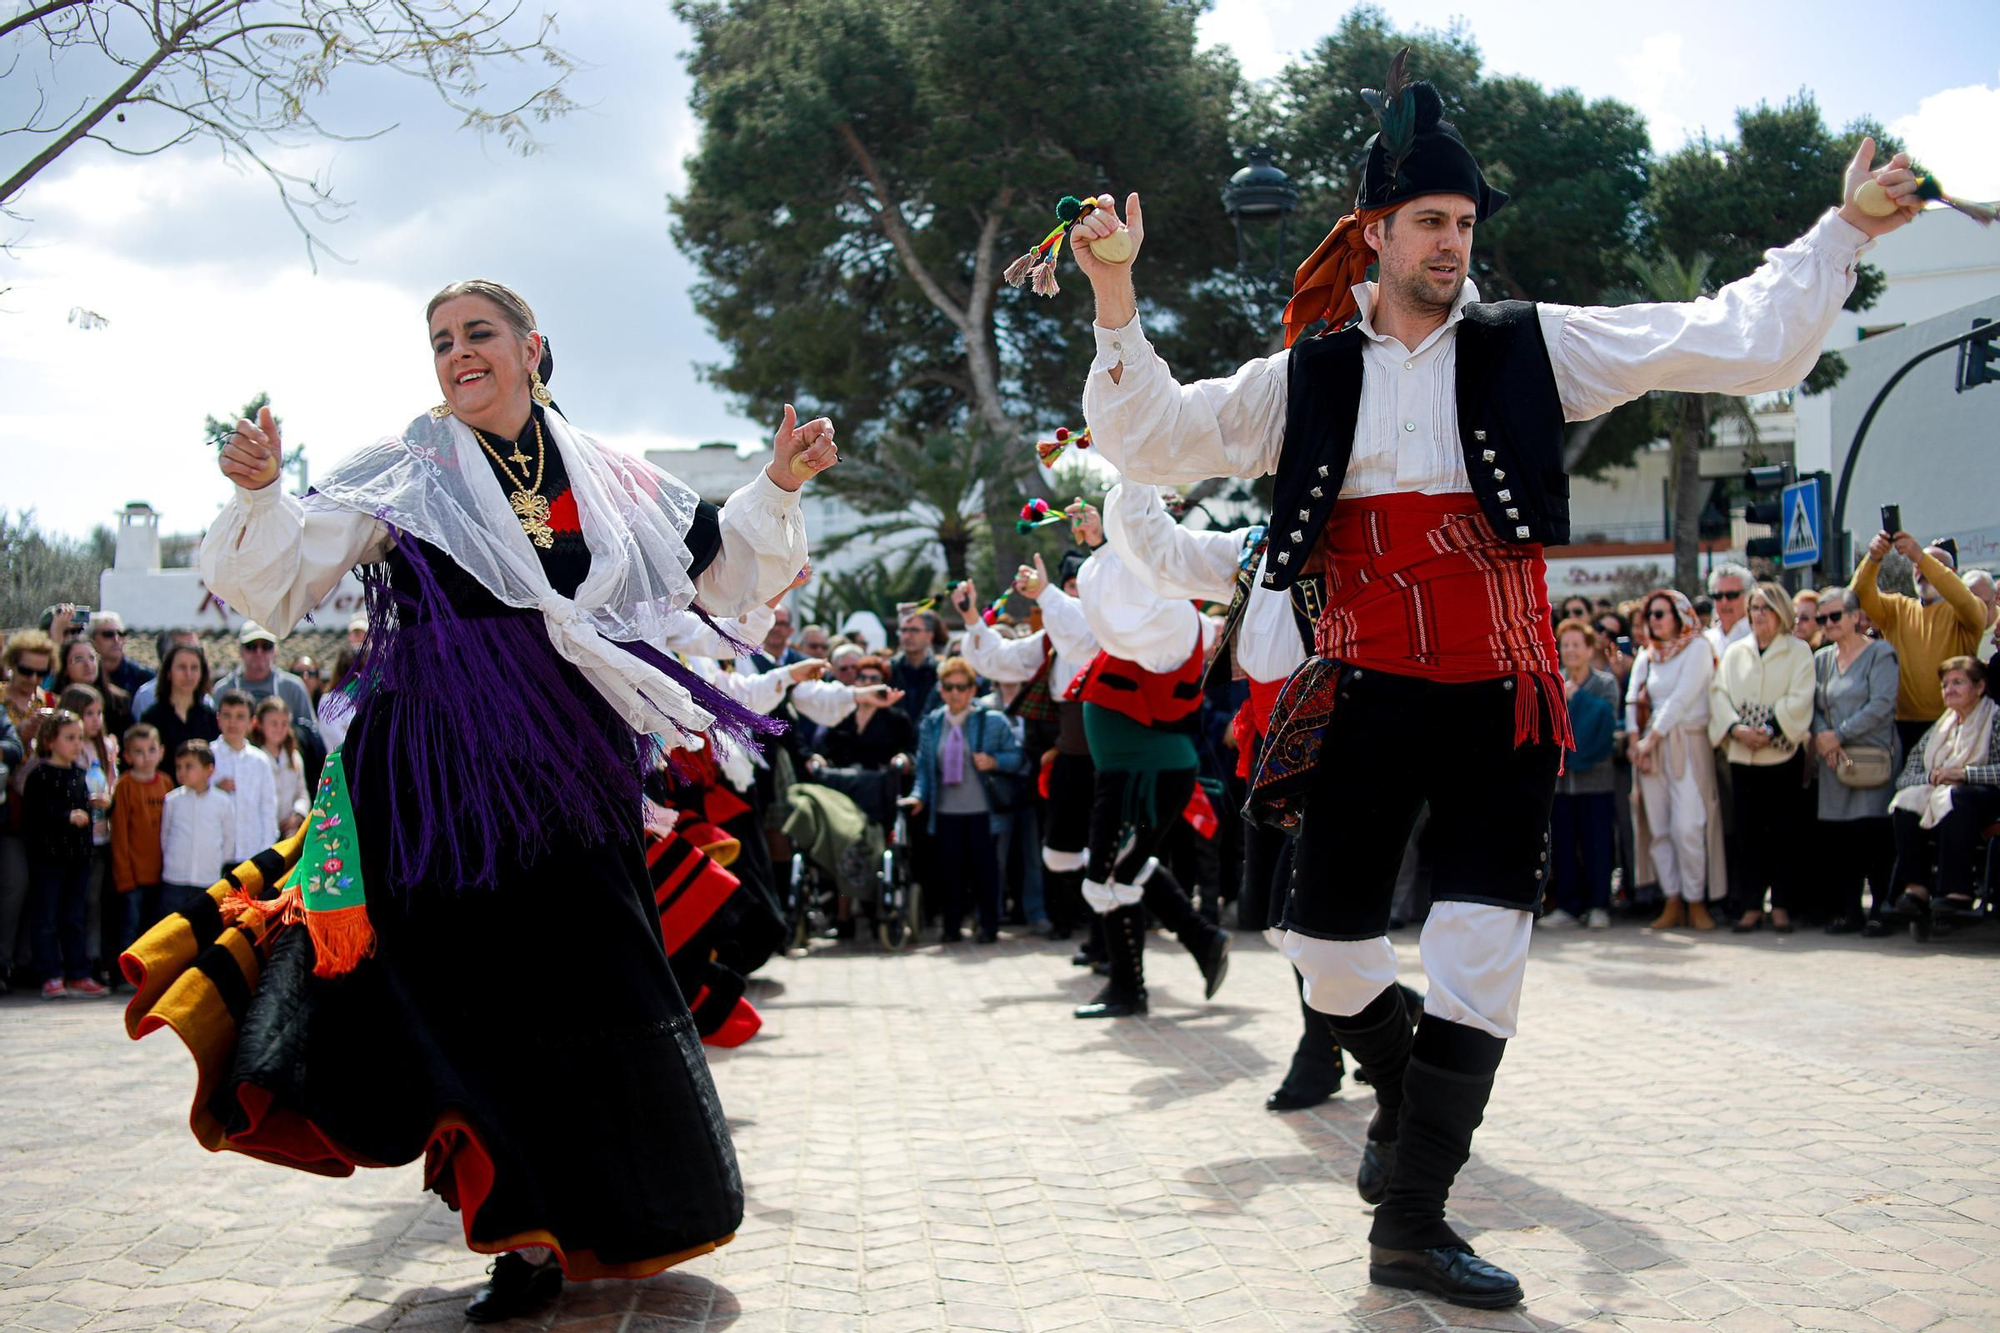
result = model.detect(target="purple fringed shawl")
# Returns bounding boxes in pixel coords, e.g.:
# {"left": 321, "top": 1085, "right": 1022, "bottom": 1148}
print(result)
{"left": 325, "top": 535, "right": 785, "bottom": 893}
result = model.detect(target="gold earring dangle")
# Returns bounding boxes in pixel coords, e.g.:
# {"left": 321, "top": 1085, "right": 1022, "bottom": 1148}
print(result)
{"left": 530, "top": 370, "right": 554, "bottom": 407}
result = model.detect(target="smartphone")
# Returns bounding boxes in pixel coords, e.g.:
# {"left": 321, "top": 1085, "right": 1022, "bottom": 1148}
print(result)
{"left": 1880, "top": 504, "right": 1901, "bottom": 536}
{"left": 1615, "top": 636, "right": 1634, "bottom": 655}
{"left": 73, "top": 605, "right": 91, "bottom": 629}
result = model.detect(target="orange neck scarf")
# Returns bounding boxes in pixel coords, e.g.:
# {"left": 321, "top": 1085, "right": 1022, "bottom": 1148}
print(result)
{"left": 1280, "top": 202, "right": 1404, "bottom": 347}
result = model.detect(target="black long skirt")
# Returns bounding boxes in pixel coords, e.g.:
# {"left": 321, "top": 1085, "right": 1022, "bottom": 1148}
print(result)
{"left": 123, "top": 725, "right": 743, "bottom": 1280}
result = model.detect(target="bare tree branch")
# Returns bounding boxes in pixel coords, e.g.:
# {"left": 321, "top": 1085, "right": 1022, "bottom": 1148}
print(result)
{"left": 0, "top": 0, "right": 92, "bottom": 45}
{"left": 3, "top": 1, "right": 580, "bottom": 265}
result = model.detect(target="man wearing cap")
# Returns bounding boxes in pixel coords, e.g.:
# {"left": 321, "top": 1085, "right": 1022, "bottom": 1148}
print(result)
{"left": 1069, "top": 51, "right": 1925, "bottom": 1309}
{"left": 215, "top": 622, "right": 323, "bottom": 752}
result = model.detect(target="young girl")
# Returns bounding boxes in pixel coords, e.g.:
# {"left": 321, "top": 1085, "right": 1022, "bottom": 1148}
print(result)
{"left": 23, "top": 709, "right": 108, "bottom": 999}
{"left": 57, "top": 685, "right": 120, "bottom": 983}
{"left": 255, "top": 697, "right": 310, "bottom": 839}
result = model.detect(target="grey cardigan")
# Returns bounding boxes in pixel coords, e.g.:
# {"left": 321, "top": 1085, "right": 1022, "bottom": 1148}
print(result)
{"left": 1811, "top": 639, "right": 1899, "bottom": 821}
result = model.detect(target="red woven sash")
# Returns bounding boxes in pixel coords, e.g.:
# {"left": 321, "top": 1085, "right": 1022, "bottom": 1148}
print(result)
{"left": 1314, "top": 493, "right": 1573, "bottom": 751}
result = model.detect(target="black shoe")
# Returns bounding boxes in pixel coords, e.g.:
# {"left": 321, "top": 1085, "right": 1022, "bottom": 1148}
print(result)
{"left": 1049, "top": 925, "right": 1073, "bottom": 942}
{"left": 1863, "top": 919, "right": 1891, "bottom": 938}
{"left": 940, "top": 928, "right": 965, "bottom": 944}
{"left": 1357, "top": 1139, "right": 1396, "bottom": 1205}
{"left": 1070, "top": 945, "right": 1097, "bottom": 966}
{"left": 465, "top": 1252, "right": 563, "bottom": 1324}
{"left": 1731, "top": 914, "right": 1765, "bottom": 934}
{"left": 1074, "top": 983, "right": 1148, "bottom": 1019}
{"left": 1368, "top": 1244, "right": 1523, "bottom": 1309}
{"left": 1198, "top": 929, "right": 1231, "bottom": 1000}
{"left": 974, "top": 928, "right": 999, "bottom": 944}
{"left": 1823, "top": 916, "right": 1865, "bottom": 935}
{"left": 1266, "top": 1078, "right": 1339, "bottom": 1112}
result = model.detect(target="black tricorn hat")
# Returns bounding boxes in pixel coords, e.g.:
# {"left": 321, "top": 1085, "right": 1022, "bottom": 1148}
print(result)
{"left": 1355, "top": 51, "right": 1506, "bottom": 221}
{"left": 1056, "top": 548, "right": 1091, "bottom": 589}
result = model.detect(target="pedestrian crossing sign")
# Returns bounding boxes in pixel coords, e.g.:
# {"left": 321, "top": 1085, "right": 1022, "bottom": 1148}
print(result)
{"left": 1781, "top": 476, "right": 1822, "bottom": 570}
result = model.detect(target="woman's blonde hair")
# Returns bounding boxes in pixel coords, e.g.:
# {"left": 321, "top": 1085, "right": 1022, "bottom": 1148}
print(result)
{"left": 1749, "top": 581, "right": 1796, "bottom": 633}
{"left": 937, "top": 655, "right": 978, "bottom": 687}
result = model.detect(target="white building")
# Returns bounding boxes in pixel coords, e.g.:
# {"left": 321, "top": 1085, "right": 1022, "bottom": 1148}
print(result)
{"left": 98, "top": 501, "right": 365, "bottom": 632}
{"left": 645, "top": 441, "right": 906, "bottom": 594}
{"left": 1796, "top": 207, "right": 2000, "bottom": 475}
{"left": 1817, "top": 294, "right": 2000, "bottom": 575}
{"left": 1559, "top": 204, "right": 2000, "bottom": 597}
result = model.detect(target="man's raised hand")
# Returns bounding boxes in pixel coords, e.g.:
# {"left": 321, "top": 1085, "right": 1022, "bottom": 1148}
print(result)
{"left": 1839, "top": 137, "right": 1922, "bottom": 239}
{"left": 1070, "top": 193, "right": 1143, "bottom": 333}
{"left": 1069, "top": 193, "right": 1144, "bottom": 281}
{"left": 221, "top": 405, "right": 282, "bottom": 490}
{"left": 769, "top": 403, "right": 838, "bottom": 492}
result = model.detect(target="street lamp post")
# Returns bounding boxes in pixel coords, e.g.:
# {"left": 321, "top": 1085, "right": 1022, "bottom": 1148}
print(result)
{"left": 1221, "top": 146, "right": 1299, "bottom": 283}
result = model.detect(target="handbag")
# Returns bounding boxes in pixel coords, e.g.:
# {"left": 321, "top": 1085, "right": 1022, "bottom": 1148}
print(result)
{"left": 976, "top": 712, "right": 1032, "bottom": 812}
{"left": 1834, "top": 744, "right": 1894, "bottom": 789}
{"left": 1732, "top": 700, "right": 1794, "bottom": 753}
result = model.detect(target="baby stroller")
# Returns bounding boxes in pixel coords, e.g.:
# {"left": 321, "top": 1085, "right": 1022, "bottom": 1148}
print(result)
{"left": 784, "top": 764, "right": 921, "bottom": 950}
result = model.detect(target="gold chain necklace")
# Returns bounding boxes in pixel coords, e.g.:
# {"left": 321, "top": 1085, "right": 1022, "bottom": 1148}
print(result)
{"left": 470, "top": 419, "right": 555, "bottom": 548}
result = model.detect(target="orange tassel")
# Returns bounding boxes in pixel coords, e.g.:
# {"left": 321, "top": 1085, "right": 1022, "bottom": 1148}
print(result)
{"left": 305, "top": 903, "right": 376, "bottom": 979}
{"left": 222, "top": 879, "right": 302, "bottom": 928}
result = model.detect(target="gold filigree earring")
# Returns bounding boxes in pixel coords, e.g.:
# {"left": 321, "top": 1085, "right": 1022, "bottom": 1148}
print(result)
{"left": 530, "top": 369, "right": 554, "bottom": 406}
{"left": 429, "top": 402, "right": 453, "bottom": 419}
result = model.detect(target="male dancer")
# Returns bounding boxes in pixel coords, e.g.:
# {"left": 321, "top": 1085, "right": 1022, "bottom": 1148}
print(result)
{"left": 1101, "top": 482, "right": 1346, "bottom": 1110}
{"left": 1070, "top": 59, "right": 1921, "bottom": 1307}
{"left": 956, "top": 545, "right": 1101, "bottom": 947}
{"left": 1062, "top": 494, "right": 1230, "bottom": 1018}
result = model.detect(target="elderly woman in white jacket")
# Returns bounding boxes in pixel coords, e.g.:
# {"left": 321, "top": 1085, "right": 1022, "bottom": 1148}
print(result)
{"left": 1709, "top": 582, "right": 1816, "bottom": 932}
{"left": 1627, "top": 589, "right": 1724, "bottom": 930}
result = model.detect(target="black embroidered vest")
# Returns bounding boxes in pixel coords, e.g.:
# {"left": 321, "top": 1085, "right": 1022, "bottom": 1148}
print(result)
{"left": 1262, "top": 301, "right": 1568, "bottom": 591}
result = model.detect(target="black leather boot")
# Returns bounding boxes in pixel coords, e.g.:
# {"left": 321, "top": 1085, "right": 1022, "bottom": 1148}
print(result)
{"left": 465, "top": 1251, "right": 564, "bottom": 1324}
{"left": 1075, "top": 904, "right": 1147, "bottom": 1017}
{"left": 1366, "top": 1016, "right": 1517, "bottom": 1307}
{"left": 1327, "top": 984, "right": 1416, "bottom": 1200}
{"left": 1140, "top": 863, "right": 1230, "bottom": 999}
{"left": 1267, "top": 974, "right": 1346, "bottom": 1111}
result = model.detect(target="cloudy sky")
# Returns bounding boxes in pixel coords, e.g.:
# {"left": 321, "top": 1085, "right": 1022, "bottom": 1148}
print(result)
{"left": 2, "top": 1, "right": 1994, "bottom": 539}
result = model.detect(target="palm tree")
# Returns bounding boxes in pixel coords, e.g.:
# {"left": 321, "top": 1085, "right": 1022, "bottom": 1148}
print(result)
{"left": 802, "top": 547, "right": 940, "bottom": 633}
{"left": 1609, "top": 251, "right": 1759, "bottom": 595}
{"left": 814, "top": 427, "right": 1022, "bottom": 584}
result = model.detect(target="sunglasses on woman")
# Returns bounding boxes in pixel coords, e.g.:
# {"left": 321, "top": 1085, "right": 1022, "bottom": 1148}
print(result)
{"left": 938, "top": 680, "right": 975, "bottom": 693}
{"left": 1814, "top": 610, "right": 1844, "bottom": 625}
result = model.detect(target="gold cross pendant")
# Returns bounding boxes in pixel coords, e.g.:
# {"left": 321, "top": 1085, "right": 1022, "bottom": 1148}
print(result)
{"left": 511, "top": 490, "right": 555, "bottom": 548}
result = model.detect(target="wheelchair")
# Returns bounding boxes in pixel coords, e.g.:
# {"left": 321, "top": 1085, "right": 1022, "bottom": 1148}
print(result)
{"left": 787, "top": 764, "right": 922, "bottom": 951}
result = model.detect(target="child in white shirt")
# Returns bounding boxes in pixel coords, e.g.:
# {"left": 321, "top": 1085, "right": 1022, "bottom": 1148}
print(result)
{"left": 161, "top": 741, "right": 235, "bottom": 916}
{"left": 212, "top": 690, "right": 279, "bottom": 865}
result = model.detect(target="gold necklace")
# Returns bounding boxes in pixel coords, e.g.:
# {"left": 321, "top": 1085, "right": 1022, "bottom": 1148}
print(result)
{"left": 470, "top": 419, "right": 555, "bottom": 548}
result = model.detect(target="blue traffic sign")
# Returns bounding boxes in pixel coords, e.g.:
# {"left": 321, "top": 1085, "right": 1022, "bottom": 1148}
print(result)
{"left": 1782, "top": 476, "right": 1823, "bottom": 570}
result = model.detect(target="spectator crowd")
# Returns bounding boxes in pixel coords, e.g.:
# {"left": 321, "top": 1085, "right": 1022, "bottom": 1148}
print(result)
{"left": 3, "top": 518, "right": 1996, "bottom": 1000}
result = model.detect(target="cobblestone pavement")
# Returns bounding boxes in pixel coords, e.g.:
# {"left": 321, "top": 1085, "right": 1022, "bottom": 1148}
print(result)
{"left": 5, "top": 920, "right": 1999, "bottom": 1333}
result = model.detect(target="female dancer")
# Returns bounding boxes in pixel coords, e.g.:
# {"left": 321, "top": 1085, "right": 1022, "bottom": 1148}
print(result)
{"left": 123, "top": 279, "right": 833, "bottom": 1324}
